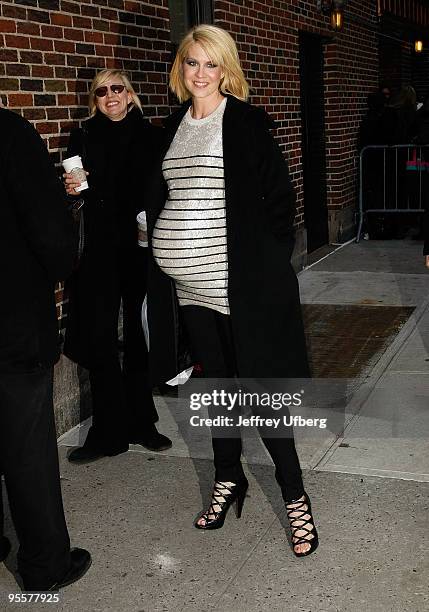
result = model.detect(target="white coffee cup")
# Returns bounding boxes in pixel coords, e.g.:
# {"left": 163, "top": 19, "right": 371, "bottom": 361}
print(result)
{"left": 137, "top": 211, "right": 148, "bottom": 247}
{"left": 62, "top": 155, "right": 88, "bottom": 192}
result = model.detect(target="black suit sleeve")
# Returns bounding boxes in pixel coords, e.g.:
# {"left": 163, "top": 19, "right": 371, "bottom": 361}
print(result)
{"left": 4, "top": 115, "right": 77, "bottom": 282}
{"left": 248, "top": 107, "right": 297, "bottom": 239}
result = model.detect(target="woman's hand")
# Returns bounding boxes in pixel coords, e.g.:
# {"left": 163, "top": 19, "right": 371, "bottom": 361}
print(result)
{"left": 425, "top": 255, "right": 429, "bottom": 269}
{"left": 63, "top": 170, "right": 89, "bottom": 196}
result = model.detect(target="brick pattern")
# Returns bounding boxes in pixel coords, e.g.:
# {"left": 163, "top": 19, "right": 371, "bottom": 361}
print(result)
{"left": 0, "top": 0, "right": 171, "bottom": 168}
{"left": 214, "top": 0, "right": 378, "bottom": 229}
{"left": 379, "top": 0, "right": 429, "bottom": 26}
{"left": 1, "top": 1, "right": 426, "bottom": 322}
{"left": 0, "top": 0, "right": 171, "bottom": 322}
{"left": 1, "top": 1, "right": 383, "bottom": 233}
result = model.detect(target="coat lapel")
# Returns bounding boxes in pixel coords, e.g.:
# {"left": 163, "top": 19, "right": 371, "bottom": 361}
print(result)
{"left": 222, "top": 95, "right": 250, "bottom": 244}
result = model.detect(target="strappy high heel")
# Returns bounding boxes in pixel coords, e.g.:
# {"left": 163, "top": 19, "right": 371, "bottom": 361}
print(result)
{"left": 285, "top": 493, "right": 319, "bottom": 557}
{"left": 194, "top": 478, "right": 248, "bottom": 530}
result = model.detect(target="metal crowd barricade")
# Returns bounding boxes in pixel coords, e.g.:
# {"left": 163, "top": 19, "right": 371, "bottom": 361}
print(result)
{"left": 356, "top": 144, "right": 429, "bottom": 242}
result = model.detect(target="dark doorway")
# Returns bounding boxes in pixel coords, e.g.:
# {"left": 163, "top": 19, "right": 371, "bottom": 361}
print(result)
{"left": 378, "top": 35, "right": 402, "bottom": 93}
{"left": 299, "top": 32, "right": 329, "bottom": 253}
{"left": 168, "top": 0, "right": 213, "bottom": 46}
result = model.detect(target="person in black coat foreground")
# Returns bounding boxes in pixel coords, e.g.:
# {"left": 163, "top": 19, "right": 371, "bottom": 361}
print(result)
{"left": 144, "top": 25, "right": 318, "bottom": 557}
{"left": 0, "top": 108, "right": 91, "bottom": 590}
{"left": 63, "top": 70, "right": 171, "bottom": 463}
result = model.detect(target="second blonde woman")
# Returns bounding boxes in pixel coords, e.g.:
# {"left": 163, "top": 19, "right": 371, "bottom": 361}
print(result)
{"left": 64, "top": 69, "right": 171, "bottom": 463}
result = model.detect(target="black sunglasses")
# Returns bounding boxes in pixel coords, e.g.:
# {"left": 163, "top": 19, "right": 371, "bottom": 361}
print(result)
{"left": 95, "top": 84, "right": 126, "bottom": 98}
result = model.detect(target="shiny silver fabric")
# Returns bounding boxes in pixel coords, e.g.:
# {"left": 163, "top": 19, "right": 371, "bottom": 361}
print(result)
{"left": 153, "top": 98, "right": 229, "bottom": 314}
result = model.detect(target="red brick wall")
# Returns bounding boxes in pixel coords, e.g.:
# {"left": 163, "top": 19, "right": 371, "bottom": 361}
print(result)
{"left": 2, "top": 0, "right": 381, "bottom": 238}
{"left": 0, "top": 0, "right": 171, "bottom": 164}
{"left": 0, "top": 0, "right": 382, "bottom": 246}
{"left": 214, "top": 0, "right": 379, "bottom": 238}
{"left": 0, "top": 0, "right": 172, "bottom": 320}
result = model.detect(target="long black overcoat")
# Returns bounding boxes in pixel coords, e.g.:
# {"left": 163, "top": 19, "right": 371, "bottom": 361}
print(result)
{"left": 0, "top": 109, "right": 77, "bottom": 373}
{"left": 145, "top": 94, "right": 310, "bottom": 384}
{"left": 63, "top": 108, "right": 162, "bottom": 368}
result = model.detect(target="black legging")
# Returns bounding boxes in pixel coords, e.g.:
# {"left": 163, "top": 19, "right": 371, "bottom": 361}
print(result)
{"left": 181, "top": 305, "right": 305, "bottom": 502}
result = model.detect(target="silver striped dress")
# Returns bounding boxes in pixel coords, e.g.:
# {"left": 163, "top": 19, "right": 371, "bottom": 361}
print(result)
{"left": 152, "top": 97, "right": 229, "bottom": 315}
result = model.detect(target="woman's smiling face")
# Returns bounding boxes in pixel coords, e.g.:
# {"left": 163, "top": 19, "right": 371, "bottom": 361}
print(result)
{"left": 182, "top": 43, "right": 223, "bottom": 102}
{"left": 95, "top": 77, "right": 132, "bottom": 121}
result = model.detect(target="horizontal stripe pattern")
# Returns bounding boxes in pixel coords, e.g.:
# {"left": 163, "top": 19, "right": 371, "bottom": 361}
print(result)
{"left": 153, "top": 99, "right": 229, "bottom": 314}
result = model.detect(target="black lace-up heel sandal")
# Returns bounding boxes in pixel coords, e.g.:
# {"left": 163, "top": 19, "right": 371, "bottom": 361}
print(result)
{"left": 194, "top": 478, "right": 249, "bottom": 530}
{"left": 285, "top": 493, "right": 319, "bottom": 557}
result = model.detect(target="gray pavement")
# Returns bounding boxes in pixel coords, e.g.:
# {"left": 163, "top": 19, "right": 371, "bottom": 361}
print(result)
{"left": 1, "top": 239, "right": 429, "bottom": 611}
{"left": 303, "top": 240, "right": 429, "bottom": 483}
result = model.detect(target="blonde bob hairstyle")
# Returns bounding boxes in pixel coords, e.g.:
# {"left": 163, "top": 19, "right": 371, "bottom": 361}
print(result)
{"left": 88, "top": 69, "right": 142, "bottom": 117}
{"left": 169, "top": 24, "right": 249, "bottom": 103}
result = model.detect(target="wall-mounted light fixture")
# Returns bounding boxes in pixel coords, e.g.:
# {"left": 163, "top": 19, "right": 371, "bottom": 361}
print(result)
{"left": 414, "top": 39, "right": 423, "bottom": 53}
{"left": 317, "top": 0, "right": 347, "bottom": 32}
{"left": 331, "top": 8, "right": 343, "bottom": 31}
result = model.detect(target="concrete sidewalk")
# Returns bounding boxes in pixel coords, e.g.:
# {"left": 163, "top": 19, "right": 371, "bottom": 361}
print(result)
{"left": 1, "top": 239, "right": 428, "bottom": 612}
{"left": 301, "top": 239, "right": 429, "bottom": 483}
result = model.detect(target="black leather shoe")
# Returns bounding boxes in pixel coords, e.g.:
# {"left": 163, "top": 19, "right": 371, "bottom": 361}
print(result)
{"left": 68, "top": 444, "right": 128, "bottom": 464}
{"left": 0, "top": 536, "right": 11, "bottom": 562}
{"left": 23, "top": 548, "right": 92, "bottom": 592}
{"left": 130, "top": 427, "right": 172, "bottom": 452}
{"left": 68, "top": 444, "right": 105, "bottom": 464}
{"left": 48, "top": 548, "right": 91, "bottom": 591}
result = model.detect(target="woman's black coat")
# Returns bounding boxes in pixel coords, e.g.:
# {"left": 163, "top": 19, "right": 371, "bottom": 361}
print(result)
{"left": 64, "top": 108, "right": 162, "bottom": 368}
{"left": 145, "top": 94, "right": 310, "bottom": 384}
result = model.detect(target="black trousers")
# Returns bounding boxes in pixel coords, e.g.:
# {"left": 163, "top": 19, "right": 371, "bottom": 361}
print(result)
{"left": 0, "top": 367, "right": 70, "bottom": 589}
{"left": 86, "top": 278, "right": 158, "bottom": 452}
{"left": 181, "top": 305, "right": 305, "bottom": 502}
{"left": 67, "top": 246, "right": 158, "bottom": 453}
